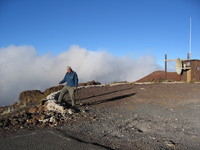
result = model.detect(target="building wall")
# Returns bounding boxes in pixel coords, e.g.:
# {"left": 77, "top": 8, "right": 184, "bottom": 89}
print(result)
{"left": 191, "top": 60, "right": 200, "bottom": 82}
{"left": 181, "top": 60, "right": 200, "bottom": 82}
{"left": 181, "top": 71, "right": 187, "bottom": 82}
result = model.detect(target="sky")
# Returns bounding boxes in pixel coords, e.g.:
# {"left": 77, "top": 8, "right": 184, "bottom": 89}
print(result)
{"left": 1, "top": 0, "right": 200, "bottom": 62}
{"left": 0, "top": 0, "right": 200, "bottom": 106}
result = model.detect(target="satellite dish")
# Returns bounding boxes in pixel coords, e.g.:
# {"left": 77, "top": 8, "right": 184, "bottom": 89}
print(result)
{"left": 176, "top": 58, "right": 182, "bottom": 75}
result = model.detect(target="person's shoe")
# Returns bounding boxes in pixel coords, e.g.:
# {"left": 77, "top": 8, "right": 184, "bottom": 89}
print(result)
{"left": 61, "top": 102, "right": 66, "bottom": 106}
{"left": 55, "top": 100, "right": 61, "bottom": 104}
{"left": 71, "top": 106, "right": 80, "bottom": 113}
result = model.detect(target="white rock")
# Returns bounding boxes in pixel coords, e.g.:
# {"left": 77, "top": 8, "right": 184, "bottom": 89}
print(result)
{"left": 45, "top": 100, "right": 65, "bottom": 114}
{"left": 67, "top": 109, "right": 75, "bottom": 115}
{"left": 49, "top": 116, "right": 56, "bottom": 123}
{"left": 46, "top": 91, "right": 60, "bottom": 100}
{"left": 164, "top": 140, "right": 175, "bottom": 147}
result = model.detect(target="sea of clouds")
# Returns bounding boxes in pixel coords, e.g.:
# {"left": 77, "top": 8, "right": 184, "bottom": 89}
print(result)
{"left": 0, "top": 45, "right": 161, "bottom": 106}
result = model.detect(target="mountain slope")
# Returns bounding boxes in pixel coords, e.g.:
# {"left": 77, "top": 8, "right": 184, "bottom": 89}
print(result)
{"left": 136, "top": 71, "right": 180, "bottom": 82}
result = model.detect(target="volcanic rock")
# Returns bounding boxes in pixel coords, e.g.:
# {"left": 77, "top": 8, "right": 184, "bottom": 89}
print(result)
{"left": 85, "top": 80, "right": 101, "bottom": 85}
{"left": 38, "top": 105, "right": 45, "bottom": 114}
{"left": 28, "top": 107, "right": 38, "bottom": 114}
{"left": 35, "top": 114, "right": 45, "bottom": 121}
{"left": 43, "top": 85, "right": 64, "bottom": 96}
{"left": 0, "top": 84, "right": 92, "bottom": 129}
{"left": 10, "top": 119, "right": 18, "bottom": 126}
{"left": 19, "top": 90, "right": 43, "bottom": 103}
{"left": 19, "top": 85, "right": 64, "bottom": 105}
{"left": 79, "top": 80, "right": 101, "bottom": 86}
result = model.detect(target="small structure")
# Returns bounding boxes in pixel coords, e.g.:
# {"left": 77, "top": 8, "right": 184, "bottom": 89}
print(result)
{"left": 164, "top": 54, "right": 200, "bottom": 82}
{"left": 181, "top": 59, "right": 200, "bottom": 82}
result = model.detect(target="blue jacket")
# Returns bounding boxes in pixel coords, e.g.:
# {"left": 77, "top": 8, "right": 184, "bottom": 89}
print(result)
{"left": 60, "top": 70, "right": 78, "bottom": 87}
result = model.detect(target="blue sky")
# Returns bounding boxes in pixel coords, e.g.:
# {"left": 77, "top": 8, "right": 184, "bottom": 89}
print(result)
{"left": 0, "top": 0, "right": 200, "bottom": 66}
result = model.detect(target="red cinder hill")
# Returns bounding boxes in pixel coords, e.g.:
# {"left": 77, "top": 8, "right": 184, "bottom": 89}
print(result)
{"left": 136, "top": 71, "right": 181, "bottom": 82}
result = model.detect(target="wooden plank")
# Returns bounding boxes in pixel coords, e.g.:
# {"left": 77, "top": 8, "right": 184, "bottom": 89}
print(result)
{"left": 164, "top": 59, "right": 176, "bottom": 61}
{"left": 164, "top": 59, "right": 190, "bottom": 62}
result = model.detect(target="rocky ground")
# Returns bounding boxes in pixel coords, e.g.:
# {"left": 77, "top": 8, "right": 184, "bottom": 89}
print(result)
{"left": 0, "top": 82, "right": 200, "bottom": 150}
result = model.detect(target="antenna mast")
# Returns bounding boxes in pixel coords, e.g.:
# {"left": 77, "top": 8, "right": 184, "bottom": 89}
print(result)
{"left": 189, "top": 18, "right": 192, "bottom": 59}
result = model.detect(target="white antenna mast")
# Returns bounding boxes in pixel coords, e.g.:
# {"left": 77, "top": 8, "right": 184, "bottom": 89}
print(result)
{"left": 189, "top": 18, "right": 192, "bottom": 57}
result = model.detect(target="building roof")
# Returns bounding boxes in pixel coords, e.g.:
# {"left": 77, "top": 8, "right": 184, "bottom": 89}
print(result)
{"left": 182, "top": 59, "right": 200, "bottom": 62}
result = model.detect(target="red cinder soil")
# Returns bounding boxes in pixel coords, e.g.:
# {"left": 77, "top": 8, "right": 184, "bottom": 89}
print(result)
{"left": 137, "top": 71, "right": 181, "bottom": 82}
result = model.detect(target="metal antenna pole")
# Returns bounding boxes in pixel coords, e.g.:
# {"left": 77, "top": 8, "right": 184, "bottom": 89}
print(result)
{"left": 165, "top": 54, "right": 167, "bottom": 80}
{"left": 189, "top": 18, "right": 192, "bottom": 58}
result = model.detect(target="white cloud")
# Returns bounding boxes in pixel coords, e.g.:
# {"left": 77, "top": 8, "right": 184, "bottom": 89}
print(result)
{"left": 0, "top": 45, "right": 160, "bottom": 106}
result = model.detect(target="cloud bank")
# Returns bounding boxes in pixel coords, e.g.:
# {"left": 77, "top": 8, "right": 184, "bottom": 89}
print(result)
{"left": 0, "top": 45, "right": 160, "bottom": 106}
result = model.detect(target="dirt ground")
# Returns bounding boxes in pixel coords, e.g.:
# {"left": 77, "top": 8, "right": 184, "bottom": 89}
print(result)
{"left": 1, "top": 83, "right": 200, "bottom": 150}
